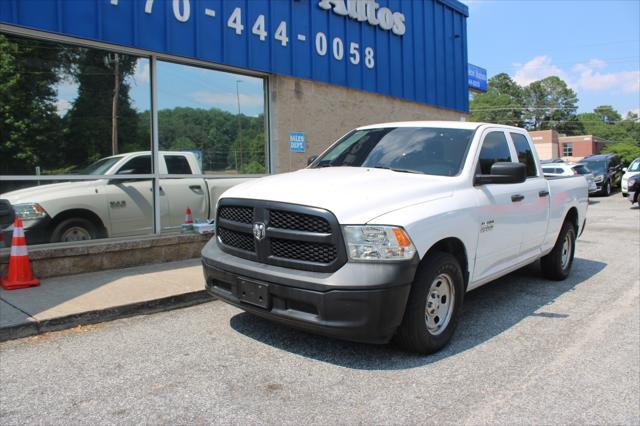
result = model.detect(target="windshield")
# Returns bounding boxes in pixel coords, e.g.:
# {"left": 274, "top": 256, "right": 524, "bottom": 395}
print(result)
{"left": 77, "top": 156, "right": 123, "bottom": 175}
{"left": 579, "top": 160, "right": 605, "bottom": 175}
{"left": 628, "top": 159, "right": 640, "bottom": 172}
{"left": 311, "top": 127, "right": 475, "bottom": 176}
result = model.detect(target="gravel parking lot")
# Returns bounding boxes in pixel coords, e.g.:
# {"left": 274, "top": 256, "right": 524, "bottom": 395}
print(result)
{"left": 1, "top": 194, "right": 638, "bottom": 425}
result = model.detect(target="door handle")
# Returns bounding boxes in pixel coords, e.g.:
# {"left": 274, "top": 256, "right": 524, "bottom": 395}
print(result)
{"left": 189, "top": 185, "right": 204, "bottom": 195}
{"left": 539, "top": 190, "right": 549, "bottom": 197}
{"left": 511, "top": 194, "right": 525, "bottom": 202}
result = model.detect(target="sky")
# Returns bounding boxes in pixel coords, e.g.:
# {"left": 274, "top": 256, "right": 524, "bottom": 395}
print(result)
{"left": 56, "top": 59, "right": 266, "bottom": 118}
{"left": 462, "top": 0, "right": 640, "bottom": 117}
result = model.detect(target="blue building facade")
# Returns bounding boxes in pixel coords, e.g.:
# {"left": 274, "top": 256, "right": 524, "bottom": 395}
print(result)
{"left": 0, "top": 0, "right": 470, "bottom": 112}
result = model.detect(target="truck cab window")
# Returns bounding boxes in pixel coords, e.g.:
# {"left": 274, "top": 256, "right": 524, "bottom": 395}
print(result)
{"left": 117, "top": 156, "right": 151, "bottom": 175}
{"left": 478, "top": 132, "right": 512, "bottom": 174}
{"left": 510, "top": 133, "right": 538, "bottom": 177}
{"left": 165, "top": 155, "right": 193, "bottom": 175}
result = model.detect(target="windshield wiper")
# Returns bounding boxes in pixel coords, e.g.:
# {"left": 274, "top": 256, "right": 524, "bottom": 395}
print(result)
{"left": 372, "top": 165, "right": 423, "bottom": 174}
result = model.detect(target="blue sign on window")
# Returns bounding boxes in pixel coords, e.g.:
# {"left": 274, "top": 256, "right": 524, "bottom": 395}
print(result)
{"left": 289, "top": 132, "right": 305, "bottom": 153}
{"left": 468, "top": 64, "right": 488, "bottom": 92}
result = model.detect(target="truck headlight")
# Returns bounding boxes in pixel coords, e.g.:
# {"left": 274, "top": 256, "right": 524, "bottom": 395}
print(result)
{"left": 343, "top": 225, "right": 416, "bottom": 261}
{"left": 13, "top": 203, "right": 47, "bottom": 221}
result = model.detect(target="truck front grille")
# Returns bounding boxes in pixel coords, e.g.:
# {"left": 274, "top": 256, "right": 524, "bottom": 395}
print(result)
{"left": 217, "top": 227, "right": 255, "bottom": 253}
{"left": 218, "top": 206, "right": 253, "bottom": 224}
{"left": 269, "top": 210, "right": 331, "bottom": 233}
{"left": 216, "top": 199, "right": 346, "bottom": 272}
{"left": 271, "top": 239, "right": 337, "bottom": 263}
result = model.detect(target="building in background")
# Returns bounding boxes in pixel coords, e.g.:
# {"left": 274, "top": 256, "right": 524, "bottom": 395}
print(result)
{"left": 529, "top": 130, "right": 611, "bottom": 162}
{"left": 530, "top": 130, "right": 561, "bottom": 160}
{"left": 557, "top": 135, "right": 611, "bottom": 162}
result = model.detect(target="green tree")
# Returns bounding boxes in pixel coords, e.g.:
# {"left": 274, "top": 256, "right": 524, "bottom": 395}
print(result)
{"left": 63, "top": 51, "right": 142, "bottom": 167}
{"left": 593, "top": 105, "right": 622, "bottom": 124}
{"left": 578, "top": 105, "right": 639, "bottom": 144}
{"left": 524, "top": 76, "right": 583, "bottom": 135}
{"left": 0, "top": 34, "right": 65, "bottom": 174}
{"left": 603, "top": 143, "right": 640, "bottom": 165}
{"left": 470, "top": 73, "right": 526, "bottom": 127}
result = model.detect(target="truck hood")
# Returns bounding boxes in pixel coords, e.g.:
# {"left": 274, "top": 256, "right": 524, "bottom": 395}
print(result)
{"left": 1, "top": 180, "right": 104, "bottom": 205}
{"left": 222, "top": 167, "right": 455, "bottom": 223}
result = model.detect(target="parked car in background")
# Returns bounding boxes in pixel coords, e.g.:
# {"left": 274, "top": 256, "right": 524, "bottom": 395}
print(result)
{"left": 621, "top": 157, "right": 640, "bottom": 197}
{"left": 577, "top": 154, "right": 622, "bottom": 196}
{"left": 542, "top": 163, "right": 597, "bottom": 195}
{"left": 626, "top": 174, "right": 640, "bottom": 205}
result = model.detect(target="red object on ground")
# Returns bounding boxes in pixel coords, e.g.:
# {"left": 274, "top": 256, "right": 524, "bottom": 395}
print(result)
{"left": 1, "top": 217, "right": 40, "bottom": 290}
{"left": 184, "top": 207, "right": 193, "bottom": 224}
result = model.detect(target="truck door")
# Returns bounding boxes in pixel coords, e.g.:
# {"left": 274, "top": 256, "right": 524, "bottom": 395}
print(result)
{"left": 508, "top": 132, "right": 549, "bottom": 257}
{"left": 472, "top": 130, "right": 523, "bottom": 281}
{"left": 103, "top": 155, "right": 154, "bottom": 237}
{"left": 159, "top": 154, "right": 207, "bottom": 232}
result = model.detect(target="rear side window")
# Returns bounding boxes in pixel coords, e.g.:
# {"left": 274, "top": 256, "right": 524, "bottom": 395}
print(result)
{"left": 165, "top": 155, "right": 193, "bottom": 174}
{"left": 543, "top": 167, "right": 555, "bottom": 174}
{"left": 117, "top": 155, "right": 151, "bottom": 174}
{"left": 572, "top": 165, "right": 589, "bottom": 175}
{"left": 510, "top": 133, "right": 537, "bottom": 177}
{"left": 478, "top": 131, "right": 512, "bottom": 174}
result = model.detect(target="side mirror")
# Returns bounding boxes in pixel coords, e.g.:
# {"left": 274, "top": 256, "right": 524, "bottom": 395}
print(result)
{"left": 307, "top": 155, "right": 318, "bottom": 166}
{"left": 474, "top": 162, "right": 527, "bottom": 185}
{"left": 622, "top": 167, "right": 627, "bottom": 172}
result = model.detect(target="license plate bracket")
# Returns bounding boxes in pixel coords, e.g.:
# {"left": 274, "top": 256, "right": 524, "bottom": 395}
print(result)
{"left": 237, "top": 278, "right": 270, "bottom": 309}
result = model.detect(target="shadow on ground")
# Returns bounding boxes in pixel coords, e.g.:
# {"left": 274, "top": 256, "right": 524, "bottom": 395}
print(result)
{"left": 229, "top": 257, "right": 606, "bottom": 370}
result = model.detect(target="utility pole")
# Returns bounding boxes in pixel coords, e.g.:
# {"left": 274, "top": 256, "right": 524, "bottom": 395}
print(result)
{"left": 107, "top": 53, "right": 120, "bottom": 156}
{"left": 236, "top": 80, "right": 242, "bottom": 171}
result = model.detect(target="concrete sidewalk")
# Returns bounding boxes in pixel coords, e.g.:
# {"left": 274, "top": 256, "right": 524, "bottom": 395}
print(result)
{"left": 0, "top": 259, "right": 214, "bottom": 341}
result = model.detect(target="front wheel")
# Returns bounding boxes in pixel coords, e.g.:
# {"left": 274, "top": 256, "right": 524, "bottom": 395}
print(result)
{"left": 541, "top": 221, "right": 576, "bottom": 281}
{"left": 394, "top": 252, "right": 464, "bottom": 354}
{"left": 50, "top": 218, "right": 98, "bottom": 243}
{"left": 603, "top": 180, "right": 612, "bottom": 196}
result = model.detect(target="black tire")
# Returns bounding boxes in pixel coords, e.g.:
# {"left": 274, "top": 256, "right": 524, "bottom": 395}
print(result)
{"left": 394, "top": 252, "right": 464, "bottom": 354}
{"left": 50, "top": 218, "right": 98, "bottom": 243}
{"left": 603, "top": 180, "right": 612, "bottom": 196}
{"left": 541, "top": 220, "right": 576, "bottom": 281}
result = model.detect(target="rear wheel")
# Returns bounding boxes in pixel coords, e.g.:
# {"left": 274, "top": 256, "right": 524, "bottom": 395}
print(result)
{"left": 394, "top": 252, "right": 464, "bottom": 354}
{"left": 50, "top": 218, "right": 98, "bottom": 243}
{"left": 541, "top": 220, "right": 576, "bottom": 281}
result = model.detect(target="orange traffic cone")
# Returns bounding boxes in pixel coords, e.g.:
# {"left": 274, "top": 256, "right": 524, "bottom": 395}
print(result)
{"left": 184, "top": 207, "right": 193, "bottom": 224}
{"left": 1, "top": 218, "right": 40, "bottom": 290}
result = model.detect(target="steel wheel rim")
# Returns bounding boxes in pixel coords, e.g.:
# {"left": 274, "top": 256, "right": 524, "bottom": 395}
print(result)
{"left": 561, "top": 233, "right": 572, "bottom": 270}
{"left": 61, "top": 226, "right": 92, "bottom": 242}
{"left": 425, "top": 273, "right": 455, "bottom": 336}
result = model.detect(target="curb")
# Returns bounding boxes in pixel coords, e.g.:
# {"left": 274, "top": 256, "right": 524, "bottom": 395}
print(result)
{"left": 0, "top": 291, "right": 216, "bottom": 343}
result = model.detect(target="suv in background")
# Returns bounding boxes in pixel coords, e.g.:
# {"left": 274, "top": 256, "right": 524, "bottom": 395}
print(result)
{"left": 621, "top": 157, "right": 640, "bottom": 197}
{"left": 577, "top": 154, "right": 622, "bottom": 196}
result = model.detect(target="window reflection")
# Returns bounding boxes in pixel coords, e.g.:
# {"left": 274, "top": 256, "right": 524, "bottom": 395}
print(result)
{"left": 0, "top": 33, "right": 151, "bottom": 178}
{"left": 156, "top": 61, "right": 267, "bottom": 174}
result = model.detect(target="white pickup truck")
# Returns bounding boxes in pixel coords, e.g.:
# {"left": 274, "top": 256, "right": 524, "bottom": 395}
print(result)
{"left": 202, "top": 122, "right": 589, "bottom": 354}
{"left": 1, "top": 152, "right": 250, "bottom": 244}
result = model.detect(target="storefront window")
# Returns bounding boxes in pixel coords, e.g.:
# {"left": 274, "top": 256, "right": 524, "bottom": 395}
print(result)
{"left": 156, "top": 60, "right": 267, "bottom": 175}
{"left": 0, "top": 32, "right": 268, "bottom": 247}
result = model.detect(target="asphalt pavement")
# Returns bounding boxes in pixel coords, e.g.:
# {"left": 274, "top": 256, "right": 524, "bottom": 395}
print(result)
{"left": 1, "top": 194, "right": 638, "bottom": 425}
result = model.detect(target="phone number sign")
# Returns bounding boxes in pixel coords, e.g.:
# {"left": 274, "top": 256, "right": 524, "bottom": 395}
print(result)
{"left": 0, "top": 0, "right": 470, "bottom": 112}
